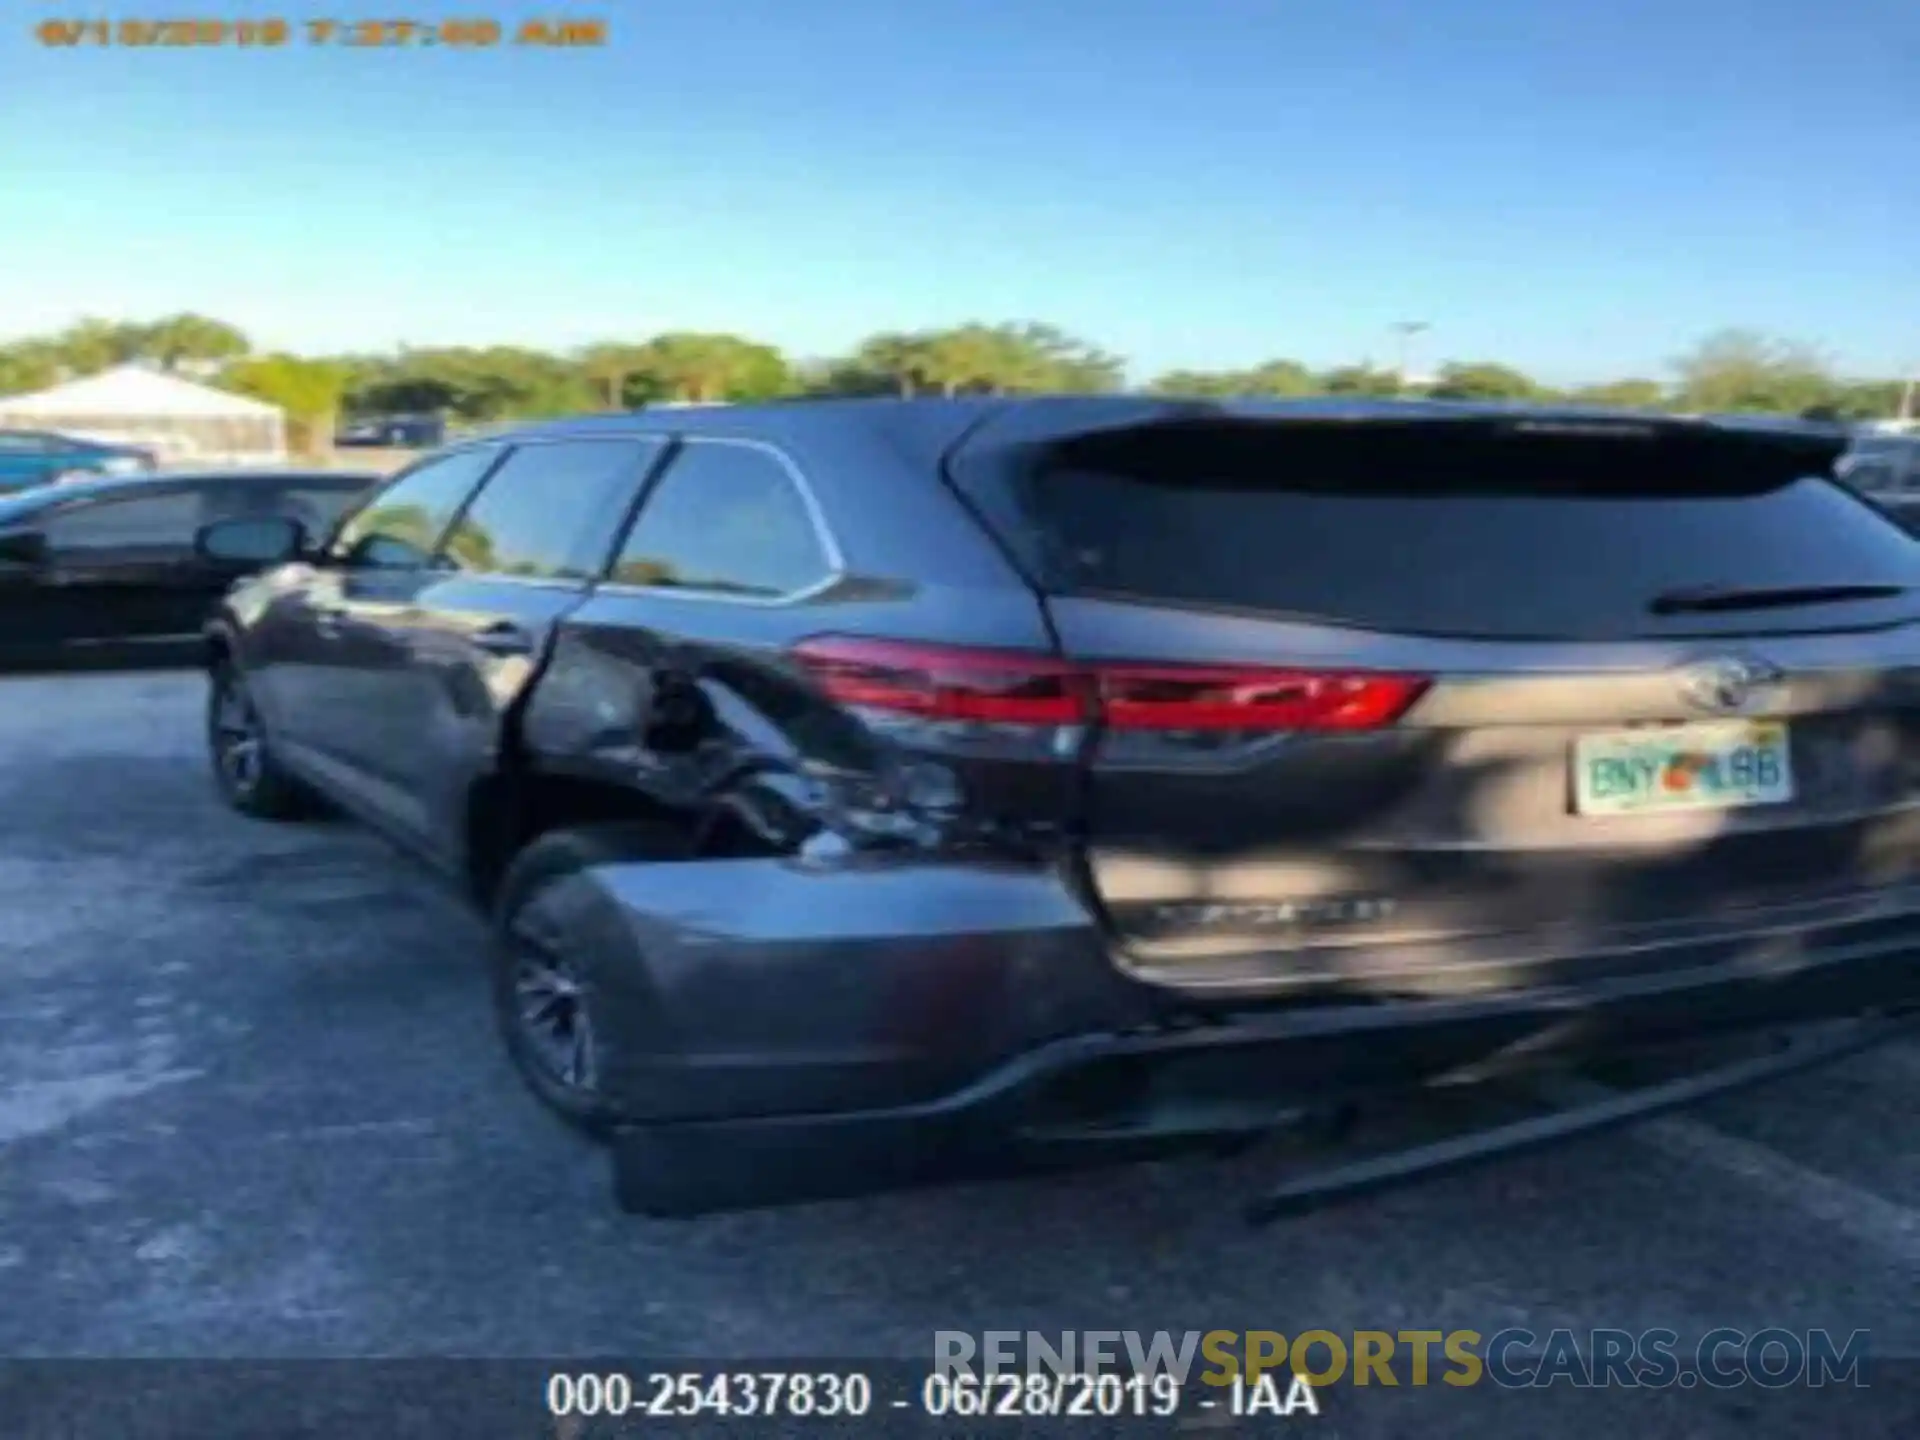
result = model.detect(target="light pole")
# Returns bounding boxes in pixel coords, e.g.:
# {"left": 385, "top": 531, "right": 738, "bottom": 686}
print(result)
{"left": 1390, "top": 321, "right": 1430, "bottom": 393}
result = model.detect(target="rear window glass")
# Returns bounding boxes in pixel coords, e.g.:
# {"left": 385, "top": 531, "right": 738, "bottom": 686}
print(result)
{"left": 963, "top": 421, "right": 1918, "bottom": 640}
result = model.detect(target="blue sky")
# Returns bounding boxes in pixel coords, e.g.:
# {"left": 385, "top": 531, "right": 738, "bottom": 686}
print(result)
{"left": 2, "top": 0, "right": 1914, "bottom": 383}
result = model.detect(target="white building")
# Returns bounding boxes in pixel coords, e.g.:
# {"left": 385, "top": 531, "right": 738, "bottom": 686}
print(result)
{"left": 0, "top": 363, "right": 286, "bottom": 466}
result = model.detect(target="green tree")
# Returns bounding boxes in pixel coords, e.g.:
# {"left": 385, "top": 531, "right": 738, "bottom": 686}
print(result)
{"left": 922, "top": 326, "right": 1009, "bottom": 394}
{"left": 1146, "top": 369, "right": 1250, "bottom": 397}
{"left": 1569, "top": 378, "right": 1668, "bottom": 409}
{"left": 12, "top": 314, "right": 1899, "bottom": 436}
{"left": 822, "top": 323, "right": 1123, "bottom": 398}
{"left": 793, "top": 355, "right": 885, "bottom": 397}
{"left": 1317, "top": 363, "right": 1402, "bottom": 397}
{"left": 577, "top": 342, "right": 654, "bottom": 409}
{"left": 1426, "top": 361, "right": 1541, "bottom": 402}
{"left": 1822, "top": 380, "right": 1909, "bottom": 422}
{"left": 462, "top": 346, "right": 595, "bottom": 417}
{"left": 352, "top": 371, "right": 461, "bottom": 417}
{"left": 1145, "top": 359, "right": 1314, "bottom": 398}
{"left": 1241, "top": 359, "right": 1316, "bottom": 397}
{"left": 221, "top": 354, "right": 350, "bottom": 454}
{"left": 1672, "top": 329, "right": 1837, "bottom": 414}
{"left": 50, "top": 318, "right": 151, "bottom": 376}
{"left": 713, "top": 339, "right": 794, "bottom": 401}
{"left": 630, "top": 332, "right": 793, "bottom": 403}
{"left": 15, "top": 314, "right": 251, "bottom": 381}
{"left": 848, "top": 331, "right": 935, "bottom": 396}
{"left": 141, "top": 313, "right": 250, "bottom": 372}
{"left": 997, "top": 322, "right": 1125, "bottom": 393}
{"left": 0, "top": 339, "right": 63, "bottom": 396}
{"left": 345, "top": 346, "right": 592, "bottom": 421}
{"left": 318, "top": 353, "right": 393, "bottom": 416}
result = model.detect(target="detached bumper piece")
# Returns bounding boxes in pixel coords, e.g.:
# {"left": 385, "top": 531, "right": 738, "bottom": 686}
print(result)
{"left": 1244, "top": 1010, "right": 1918, "bottom": 1225}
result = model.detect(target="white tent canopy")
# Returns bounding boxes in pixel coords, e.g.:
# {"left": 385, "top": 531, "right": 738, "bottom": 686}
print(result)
{"left": 0, "top": 363, "right": 286, "bottom": 464}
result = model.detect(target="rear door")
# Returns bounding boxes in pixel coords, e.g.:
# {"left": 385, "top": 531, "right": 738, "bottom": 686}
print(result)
{"left": 952, "top": 413, "right": 1920, "bottom": 995}
{"left": 372, "top": 435, "right": 667, "bottom": 867}
{"left": 523, "top": 434, "right": 856, "bottom": 821}
{"left": 34, "top": 484, "right": 208, "bottom": 652}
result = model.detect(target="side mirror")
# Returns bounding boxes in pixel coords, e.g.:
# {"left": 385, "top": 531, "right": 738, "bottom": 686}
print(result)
{"left": 0, "top": 529, "right": 47, "bottom": 567}
{"left": 195, "top": 515, "right": 309, "bottom": 567}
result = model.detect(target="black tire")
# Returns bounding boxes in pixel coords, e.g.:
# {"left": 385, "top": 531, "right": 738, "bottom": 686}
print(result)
{"left": 488, "top": 821, "right": 692, "bottom": 1138}
{"left": 207, "top": 662, "right": 317, "bottom": 820}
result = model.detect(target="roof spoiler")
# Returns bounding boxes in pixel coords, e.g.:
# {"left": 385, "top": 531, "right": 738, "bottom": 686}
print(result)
{"left": 947, "top": 399, "right": 1849, "bottom": 488}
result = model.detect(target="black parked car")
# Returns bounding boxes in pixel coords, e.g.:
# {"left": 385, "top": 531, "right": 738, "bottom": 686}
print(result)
{"left": 197, "top": 398, "right": 1920, "bottom": 1217}
{"left": 0, "top": 469, "right": 377, "bottom": 669}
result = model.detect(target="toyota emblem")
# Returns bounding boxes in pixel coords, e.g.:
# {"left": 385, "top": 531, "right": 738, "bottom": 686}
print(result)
{"left": 1678, "top": 656, "right": 1785, "bottom": 716}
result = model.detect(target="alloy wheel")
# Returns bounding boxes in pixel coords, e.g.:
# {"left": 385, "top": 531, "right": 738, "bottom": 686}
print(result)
{"left": 511, "top": 941, "right": 598, "bottom": 1093}
{"left": 212, "top": 675, "right": 265, "bottom": 795}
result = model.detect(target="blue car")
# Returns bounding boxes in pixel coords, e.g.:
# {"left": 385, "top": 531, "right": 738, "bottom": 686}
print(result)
{"left": 0, "top": 429, "right": 157, "bottom": 493}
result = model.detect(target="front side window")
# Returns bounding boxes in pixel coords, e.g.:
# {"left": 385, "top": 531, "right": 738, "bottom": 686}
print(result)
{"left": 272, "top": 484, "right": 373, "bottom": 535}
{"left": 202, "top": 480, "right": 373, "bottom": 535}
{"left": 611, "top": 441, "right": 832, "bottom": 598}
{"left": 331, "top": 449, "right": 500, "bottom": 569}
{"left": 441, "top": 439, "right": 660, "bottom": 580}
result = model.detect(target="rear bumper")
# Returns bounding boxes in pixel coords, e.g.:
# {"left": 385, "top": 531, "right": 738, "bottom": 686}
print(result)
{"left": 556, "top": 855, "right": 1920, "bottom": 1214}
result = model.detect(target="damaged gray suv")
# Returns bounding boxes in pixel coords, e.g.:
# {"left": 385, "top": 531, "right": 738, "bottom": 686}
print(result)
{"left": 196, "top": 397, "right": 1920, "bottom": 1217}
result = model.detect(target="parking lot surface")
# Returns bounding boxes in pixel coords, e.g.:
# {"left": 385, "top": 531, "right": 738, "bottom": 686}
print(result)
{"left": 1, "top": 671, "right": 1916, "bottom": 1435}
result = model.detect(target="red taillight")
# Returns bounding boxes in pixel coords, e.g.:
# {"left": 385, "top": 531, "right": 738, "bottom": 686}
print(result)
{"left": 1096, "top": 665, "right": 1427, "bottom": 731}
{"left": 790, "top": 637, "right": 1091, "bottom": 726}
{"left": 791, "top": 637, "right": 1427, "bottom": 732}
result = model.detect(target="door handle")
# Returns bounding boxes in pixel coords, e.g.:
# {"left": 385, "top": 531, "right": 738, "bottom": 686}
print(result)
{"left": 470, "top": 622, "right": 535, "bottom": 657}
{"left": 313, "top": 604, "right": 347, "bottom": 637}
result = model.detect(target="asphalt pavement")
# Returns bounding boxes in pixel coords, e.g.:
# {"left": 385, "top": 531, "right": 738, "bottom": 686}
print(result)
{"left": 1, "top": 671, "right": 1916, "bottom": 1437}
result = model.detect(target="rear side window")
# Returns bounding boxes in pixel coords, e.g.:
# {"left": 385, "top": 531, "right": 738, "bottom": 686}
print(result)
{"left": 611, "top": 440, "right": 832, "bottom": 598}
{"left": 332, "top": 448, "right": 500, "bottom": 569}
{"left": 441, "top": 438, "right": 661, "bottom": 580}
{"left": 43, "top": 490, "right": 201, "bottom": 554}
{"left": 963, "top": 421, "right": 1918, "bottom": 640}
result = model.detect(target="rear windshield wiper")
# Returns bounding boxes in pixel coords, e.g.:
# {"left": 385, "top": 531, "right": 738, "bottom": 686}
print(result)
{"left": 1648, "top": 582, "right": 1907, "bottom": 616}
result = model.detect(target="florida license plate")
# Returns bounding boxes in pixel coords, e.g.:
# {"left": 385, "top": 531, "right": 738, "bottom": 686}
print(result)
{"left": 1573, "top": 721, "right": 1794, "bottom": 816}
